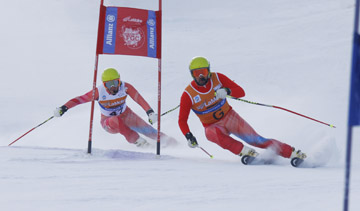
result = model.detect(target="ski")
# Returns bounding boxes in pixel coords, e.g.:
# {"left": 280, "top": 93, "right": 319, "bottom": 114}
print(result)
{"left": 290, "top": 150, "right": 307, "bottom": 168}
{"left": 241, "top": 155, "right": 275, "bottom": 165}
{"left": 241, "top": 155, "right": 256, "bottom": 165}
{"left": 241, "top": 155, "right": 306, "bottom": 167}
{"left": 290, "top": 157, "right": 305, "bottom": 167}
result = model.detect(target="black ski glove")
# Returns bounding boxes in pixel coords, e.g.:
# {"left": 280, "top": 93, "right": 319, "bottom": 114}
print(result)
{"left": 54, "top": 105, "right": 68, "bottom": 117}
{"left": 146, "top": 108, "right": 157, "bottom": 125}
{"left": 185, "top": 132, "right": 198, "bottom": 148}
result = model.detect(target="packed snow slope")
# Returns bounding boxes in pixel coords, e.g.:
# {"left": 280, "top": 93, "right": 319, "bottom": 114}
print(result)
{"left": 0, "top": 0, "right": 359, "bottom": 210}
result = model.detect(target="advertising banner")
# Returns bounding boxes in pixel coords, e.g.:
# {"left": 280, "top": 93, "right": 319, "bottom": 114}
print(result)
{"left": 101, "top": 7, "right": 160, "bottom": 58}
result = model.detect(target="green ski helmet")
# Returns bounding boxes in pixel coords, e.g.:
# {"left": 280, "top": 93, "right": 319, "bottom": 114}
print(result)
{"left": 189, "top": 56, "right": 211, "bottom": 86}
{"left": 102, "top": 68, "right": 120, "bottom": 82}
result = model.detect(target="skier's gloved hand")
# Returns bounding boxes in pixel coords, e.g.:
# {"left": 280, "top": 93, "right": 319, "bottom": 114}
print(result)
{"left": 146, "top": 109, "right": 157, "bottom": 125}
{"left": 215, "top": 88, "right": 231, "bottom": 100}
{"left": 54, "top": 105, "right": 68, "bottom": 117}
{"left": 185, "top": 132, "right": 198, "bottom": 148}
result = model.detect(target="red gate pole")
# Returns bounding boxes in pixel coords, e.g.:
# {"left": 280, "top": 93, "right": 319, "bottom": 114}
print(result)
{"left": 156, "top": 0, "right": 162, "bottom": 156}
{"left": 88, "top": 0, "right": 106, "bottom": 154}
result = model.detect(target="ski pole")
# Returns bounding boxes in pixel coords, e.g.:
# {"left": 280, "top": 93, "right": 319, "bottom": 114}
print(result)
{"left": 8, "top": 116, "right": 55, "bottom": 146}
{"left": 227, "top": 96, "right": 336, "bottom": 128}
{"left": 161, "top": 105, "right": 180, "bottom": 116}
{"left": 198, "top": 146, "right": 214, "bottom": 158}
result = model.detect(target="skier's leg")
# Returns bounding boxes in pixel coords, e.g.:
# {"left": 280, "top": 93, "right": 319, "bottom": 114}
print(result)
{"left": 123, "top": 107, "right": 177, "bottom": 145}
{"left": 205, "top": 125, "right": 244, "bottom": 155}
{"left": 224, "top": 110, "right": 293, "bottom": 158}
{"left": 101, "top": 115, "right": 139, "bottom": 143}
{"left": 123, "top": 107, "right": 158, "bottom": 139}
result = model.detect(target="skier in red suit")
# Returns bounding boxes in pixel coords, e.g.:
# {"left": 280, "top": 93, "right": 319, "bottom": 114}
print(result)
{"left": 54, "top": 68, "right": 176, "bottom": 148}
{"left": 178, "top": 56, "right": 305, "bottom": 161}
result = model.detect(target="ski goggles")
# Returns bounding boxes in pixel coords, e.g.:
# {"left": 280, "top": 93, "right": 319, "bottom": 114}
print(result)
{"left": 191, "top": 68, "right": 209, "bottom": 78}
{"left": 104, "top": 79, "right": 120, "bottom": 90}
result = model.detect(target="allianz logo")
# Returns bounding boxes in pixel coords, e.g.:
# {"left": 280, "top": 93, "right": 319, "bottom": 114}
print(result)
{"left": 107, "top": 15, "right": 115, "bottom": 23}
{"left": 106, "top": 23, "right": 114, "bottom": 45}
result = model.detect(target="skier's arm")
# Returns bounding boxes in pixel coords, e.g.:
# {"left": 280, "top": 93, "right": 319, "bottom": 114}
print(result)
{"left": 217, "top": 72, "right": 245, "bottom": 98}
{"left": 54, "top": 88, "right": 99, "bottom": 117}
{"left": 125, "top": 82, "right": 152, "bottom": 112}
{"left": 64, "top": 88, "right": 99, "bottom": 109}
{"left": 178, "top": 92, "right": 192, "bottom": 135}
{"left": 178, "top": 92, "right": 199, "bottom": 148}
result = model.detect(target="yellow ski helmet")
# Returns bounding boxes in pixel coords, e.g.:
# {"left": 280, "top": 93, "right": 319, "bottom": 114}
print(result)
{"left": 102, "top": 68, "right": 120, "bottom": 82}
{"left": 189, "top": 56, "right": 210, "bottom": 71}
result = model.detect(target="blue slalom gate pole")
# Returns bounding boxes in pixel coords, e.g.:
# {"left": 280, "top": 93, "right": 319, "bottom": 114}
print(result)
{"left": 344, "top": 0, "right": 360, "bottom": 210}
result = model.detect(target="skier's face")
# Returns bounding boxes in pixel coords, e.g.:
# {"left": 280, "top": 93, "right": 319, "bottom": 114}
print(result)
{"left": 191, "top": 68, "right": 209, "bottom": 86}
{"left": 104, "top": 79, "right": 120, "bottom": 95}
{"left": 195, "top": 75, "right": 208, "bottom": 86}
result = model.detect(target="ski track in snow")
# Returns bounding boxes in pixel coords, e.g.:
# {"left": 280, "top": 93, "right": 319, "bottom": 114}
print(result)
{"left": 1, "top": 145, "right": 358, "bottom": 211}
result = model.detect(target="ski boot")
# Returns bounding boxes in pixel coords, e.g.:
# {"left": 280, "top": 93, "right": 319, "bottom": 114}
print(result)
{"left": 239, "top": 145, "right": 258, "bottom": 165}
{"left": 134, "top": 137, "right": 150, "bottom": 148}
{"left": 290, "top": 147, "right": 307, "bottom": 167}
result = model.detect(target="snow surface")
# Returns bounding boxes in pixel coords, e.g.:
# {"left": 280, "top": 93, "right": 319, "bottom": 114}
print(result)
{"left": 1, "top": 0, "right": 359, "bottom": 210}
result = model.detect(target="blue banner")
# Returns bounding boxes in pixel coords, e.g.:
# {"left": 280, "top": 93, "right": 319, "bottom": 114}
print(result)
{"left": 103, "top": 7, "right": 118, "bottom": 54}
{"left": 147, "top": 10, "right": 157, "bottom": 58}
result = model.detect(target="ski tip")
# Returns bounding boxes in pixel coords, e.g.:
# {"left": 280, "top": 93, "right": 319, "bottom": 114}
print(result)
{"left": 241, "top": 155, "right": 256, "bottom": 165}
{"left": 291, "top": 157, "right": 304, "bottom": 167}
